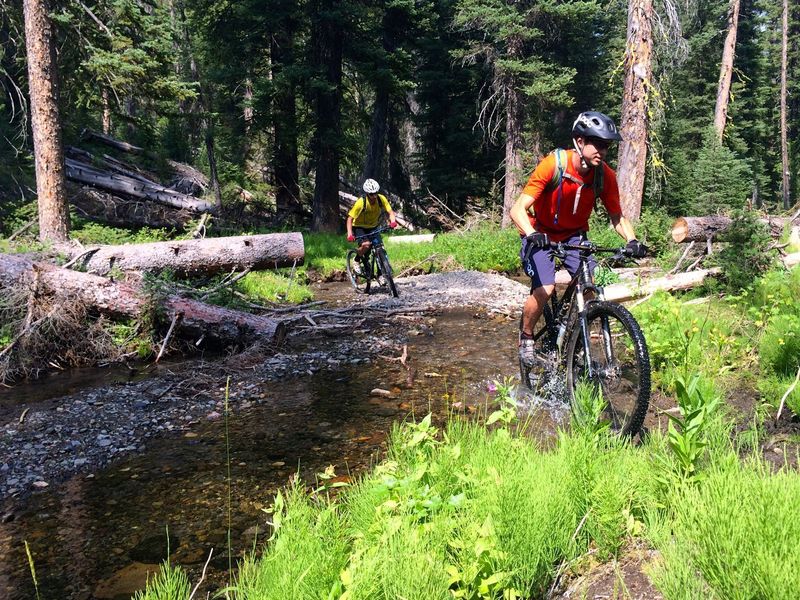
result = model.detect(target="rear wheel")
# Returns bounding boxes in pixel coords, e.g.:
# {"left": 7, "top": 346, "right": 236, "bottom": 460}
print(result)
{"left": 565, "top": 301, "right": 650, "bottom": 436}
{"left": 376, "top": 249, "right": 399, "bottom": 297}
{"left": 346, "top": 249, "right": 371, "bottom": 294}
{"left": 519, "top": 305, "right": 557, "bottom": 391}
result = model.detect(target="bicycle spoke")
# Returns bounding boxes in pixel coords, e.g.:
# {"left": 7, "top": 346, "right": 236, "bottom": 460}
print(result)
{"left": 567, "top": 302, "right": 650, "bottom": 436}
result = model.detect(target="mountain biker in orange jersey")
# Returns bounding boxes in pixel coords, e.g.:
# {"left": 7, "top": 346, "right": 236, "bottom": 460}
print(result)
{"left": 346, "top": 179, "right": 398, "bottom": 266}
{"left": 509, "top": 111, "right": 648, "bottom": 367}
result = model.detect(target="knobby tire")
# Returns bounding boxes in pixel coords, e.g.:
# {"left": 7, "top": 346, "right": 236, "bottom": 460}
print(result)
{"left": 565, "top": 301, "right": 650, "bottom": 437}
{"left": 376, "top": 249, "right": 399, "bottom": 298}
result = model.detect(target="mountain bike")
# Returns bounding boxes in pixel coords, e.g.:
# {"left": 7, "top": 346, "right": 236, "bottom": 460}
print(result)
{"left": 346, "top": 225, "right": 399, "bottom": 298}
{"left": 519, "top": 241, "right": 651, "bottom": 436}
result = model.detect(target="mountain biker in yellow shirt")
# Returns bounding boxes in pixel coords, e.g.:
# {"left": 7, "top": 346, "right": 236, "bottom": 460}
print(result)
{"left": 346, "top": 179, "right": 398, "bottom": 266}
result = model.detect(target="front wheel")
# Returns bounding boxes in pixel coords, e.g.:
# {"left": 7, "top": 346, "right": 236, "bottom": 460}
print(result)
{"left": 346, "top": 249, "right": 371, "bottom": 294}
{"left": 565, "top": 301, "right": 650, "bottom": 436}
{"left": 376, "top": 249, "right": 399, "bottom": 297}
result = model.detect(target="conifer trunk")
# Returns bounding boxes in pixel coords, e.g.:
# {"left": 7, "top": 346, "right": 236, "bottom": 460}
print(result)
{"left": 617, "top": 0, "right": 653, "bottom": 222}
{"left": 271, "top": 31, "right": 302, "bottom": 220}
{"left": 502, "top": 36, "right": 524, "bottom": 228}
{"left": 780, "top": 0, "right": 791, "bottom": 209}
{"left": 310, "top": 0, "right": 344, "bottom": 233}
{"left": 362, "top": 86, "right": 389, "bottom": 182}
{"left": 714, "top": 0, "right": 741, "bottom": 141}
{"left": 23, "top": 0, "right": 70, "bottom": 242}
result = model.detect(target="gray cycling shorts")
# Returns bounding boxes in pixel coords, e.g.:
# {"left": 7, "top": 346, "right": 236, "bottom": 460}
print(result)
{"left": 520, "top": 233, "right": 596, "bottom": 290}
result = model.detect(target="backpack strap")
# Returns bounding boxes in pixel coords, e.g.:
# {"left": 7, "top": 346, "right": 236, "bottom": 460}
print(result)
{"left": 546, "top": 149, "right": 580, "bottom": 225}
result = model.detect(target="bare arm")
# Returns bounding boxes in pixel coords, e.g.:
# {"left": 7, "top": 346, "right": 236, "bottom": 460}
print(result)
{"left": 346, "top": 216, "right": 354, "bottom": 238}
{"left": 609, "top": 213, "right": 636, "bottom": 242}
{"left": 510, "top": 193, "right": 537, "bottom": 236}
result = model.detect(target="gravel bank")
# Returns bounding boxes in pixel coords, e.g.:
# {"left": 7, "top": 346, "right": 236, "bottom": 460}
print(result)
{"left": 0, "top": 271, "right": 528, "bottom": 504}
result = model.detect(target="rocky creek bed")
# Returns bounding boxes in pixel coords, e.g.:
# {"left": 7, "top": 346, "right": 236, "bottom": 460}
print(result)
{"left": 0, "top": 271, "right": 528, "bottom": 504}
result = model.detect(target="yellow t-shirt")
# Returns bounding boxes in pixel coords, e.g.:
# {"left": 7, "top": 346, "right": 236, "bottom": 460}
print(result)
{"left": 348, "top": 194, "right": 392, "bottom": 228}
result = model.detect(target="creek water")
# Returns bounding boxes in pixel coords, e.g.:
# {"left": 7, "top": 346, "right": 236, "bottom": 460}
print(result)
{"left": 0, "top": 306, "right": 569, "bottom": 599}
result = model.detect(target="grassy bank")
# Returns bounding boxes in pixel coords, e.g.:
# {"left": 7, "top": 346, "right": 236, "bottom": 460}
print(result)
{"left": 138, "top": 391, "right": 800, "bottom": 599}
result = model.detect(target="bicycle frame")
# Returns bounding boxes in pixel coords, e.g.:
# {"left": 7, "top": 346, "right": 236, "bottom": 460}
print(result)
{"left": 354, "top": 226, "right": 390, "bottom": 277}
{"left": 534, "top": 241, "right": 620, "bottom": 379}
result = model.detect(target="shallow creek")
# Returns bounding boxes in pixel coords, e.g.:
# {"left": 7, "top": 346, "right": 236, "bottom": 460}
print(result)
{"left": 0, "top": 306, "right": 569, "bottom": 599}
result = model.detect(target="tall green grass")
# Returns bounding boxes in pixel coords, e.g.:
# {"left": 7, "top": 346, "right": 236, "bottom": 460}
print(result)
{"left": 138, "top": 400, "right": 800, "bottom": 600}
{"left": 303, "top": 225, "right": 522, "bottom": 277}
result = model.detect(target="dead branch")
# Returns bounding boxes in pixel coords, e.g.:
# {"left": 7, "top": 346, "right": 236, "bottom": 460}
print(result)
{"left": 156, "top": 312, "right": 182, "bottom": 363}
{"left": 669, "top": 241, "right": 696, "bottom": 275}
{"left": 775, "top": 365, "right": 800, "bottom": 423}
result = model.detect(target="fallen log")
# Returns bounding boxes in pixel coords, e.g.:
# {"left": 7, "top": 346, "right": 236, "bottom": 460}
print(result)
{"left": 66, "top": 157, "right": 216, "bottom": 214}
{"left": 602, "top": 268, "right": 723, "bottom": 302}
{"left": 671, "top": 215, "right": 793, "bottom": 242}
{"left": 81, "top": 128, "right": 144, "bottom": 154}
{"left": 70, "top": 185, "right": 194, "bottom": 230}
{"left": 598, "top": 251, "right": 800, "bottom": 302}
{"left": 61, "top": 232, "right": 305, "bottom": 276}
{"left": 0, "top": 253, "right": 286, "bottom": 346}
{"left": 386, "top": 234, "right": 436, "bottom": 244}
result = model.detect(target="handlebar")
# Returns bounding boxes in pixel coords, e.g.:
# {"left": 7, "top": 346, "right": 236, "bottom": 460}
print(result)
{"left": 544, "top": 240, "right": 640, "bottom": 266}
{"left": 353, "top": 225, "right": 393, "bottom": 241}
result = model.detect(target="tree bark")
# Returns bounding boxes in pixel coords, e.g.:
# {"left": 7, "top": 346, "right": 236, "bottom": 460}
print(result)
{"left": 22, "top": 0, "right": 70, "bottom": 242}
{"left": 617, "top": 0, "right": 653, "bottom": 222}
{"left": 310, "top": 0, "right": 344, "bottom": 233}
{"left": 671, "top": 215, "right": 792, "bottom": 242}
{"left": 271, "top": 29, "right": 303, "bottom": 220}
{"left": 714, "top": 0, "right": 741, "bottom": 141}
{"left": 362, "top": 86, "right": 390, "bottom": 182}
{"left": 62, "top": 232, "right": 305, "bottom": 276}
{"left": 0, "top": 254, "right": 286, "bottom": 346}
{"left": 501, "top": 36, "right": 524, "bottom": 228}
{"left": 780, "top": 0, "right": 791, "bottom": 210}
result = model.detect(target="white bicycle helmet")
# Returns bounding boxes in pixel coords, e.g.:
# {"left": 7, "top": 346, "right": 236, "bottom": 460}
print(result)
{"left": 362, "top": 179, "right": 380, "bottom": 194}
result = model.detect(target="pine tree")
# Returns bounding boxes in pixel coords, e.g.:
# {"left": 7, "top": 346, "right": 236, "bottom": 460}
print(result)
{"left": 452, "top": 0, "right": 601, "bottom": 226}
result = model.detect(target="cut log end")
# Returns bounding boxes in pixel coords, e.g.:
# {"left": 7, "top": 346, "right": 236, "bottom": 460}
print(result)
{"left": 671, "top": 218, "right": 689, "bottom": 243}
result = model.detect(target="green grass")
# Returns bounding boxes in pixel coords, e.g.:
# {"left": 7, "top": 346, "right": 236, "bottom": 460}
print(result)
{"left": 139, "top": 398, "right": 800, "bottom": 599}
{"left": 131, "top": 561, "right": 191, "bottom": 600}
{"left": 304, "top": 225, "right": 522, "bottom": 278}
{"left": 237, "top": 270, "right": 313, "bottom": 304}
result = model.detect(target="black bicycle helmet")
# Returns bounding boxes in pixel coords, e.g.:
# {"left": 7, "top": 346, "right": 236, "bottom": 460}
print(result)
{"left": 571, "top": 111, "right": 623, "bottom": 141}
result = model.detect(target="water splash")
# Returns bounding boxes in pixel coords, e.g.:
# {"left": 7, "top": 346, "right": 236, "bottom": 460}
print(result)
{"left": 514, "top": 366, "right": 572, "bottom": 425}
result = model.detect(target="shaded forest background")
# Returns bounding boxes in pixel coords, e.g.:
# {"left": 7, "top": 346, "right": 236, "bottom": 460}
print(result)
{"left": 0, "top": 0, "right": 798, "bottom": 236}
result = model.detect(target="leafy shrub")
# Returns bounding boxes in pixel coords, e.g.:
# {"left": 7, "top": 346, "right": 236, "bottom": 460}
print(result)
{"left": 759, "top": 313, "right": 800, "bottom": 376}
{"left": 70, "top": 220, "right": 174, "bottom": 245}
{"left": 711, "top": 211, "right": 776, "bottom": 293}
{"left": 633, "top": 293, "right": 744, "bottom": 388}
{"left": 661, "top": 375, "right": 721, "bottom": 483}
